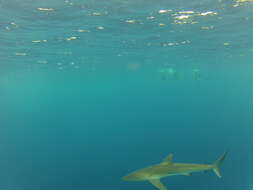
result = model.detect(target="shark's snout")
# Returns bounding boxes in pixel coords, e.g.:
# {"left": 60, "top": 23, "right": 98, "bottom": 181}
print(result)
{"left": 122, "top": 175, "right": 131, "bottom": 181}
{"left": 122, "top": 174, "right": 136, "bottom": 181}
{"left": 122, "top": 173, "right": 144, "bottom": 181}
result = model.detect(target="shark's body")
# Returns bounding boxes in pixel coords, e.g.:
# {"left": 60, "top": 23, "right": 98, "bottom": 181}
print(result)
{"left": 123, "top": 152, "right": 227, "bottom": 190}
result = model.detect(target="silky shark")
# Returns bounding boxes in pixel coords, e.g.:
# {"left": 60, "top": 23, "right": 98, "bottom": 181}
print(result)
{"left": 122, "top": 152, "right": 227, "bottom": 190}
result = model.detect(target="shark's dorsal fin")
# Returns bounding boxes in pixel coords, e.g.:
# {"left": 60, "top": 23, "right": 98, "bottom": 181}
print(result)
{"left": 161, "top": 153, "right": 173, "bottom": 165}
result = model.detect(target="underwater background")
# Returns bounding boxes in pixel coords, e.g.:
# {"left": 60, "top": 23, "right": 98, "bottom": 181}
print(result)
{"left": 1, "top": 0, "right": 253, "bottom": 190}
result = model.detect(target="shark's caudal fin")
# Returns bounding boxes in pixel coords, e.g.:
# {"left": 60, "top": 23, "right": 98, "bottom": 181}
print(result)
{"left": 212, "top": 152, "right": 227, "bottom": 178}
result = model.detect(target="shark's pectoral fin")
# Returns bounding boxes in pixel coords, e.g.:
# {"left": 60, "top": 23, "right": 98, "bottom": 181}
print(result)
{"left": 149, "top": 179, "right": 167, "bottom": 190}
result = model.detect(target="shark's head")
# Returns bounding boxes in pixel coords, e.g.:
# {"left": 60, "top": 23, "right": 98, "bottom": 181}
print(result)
{"left": 122, "top": 171, "right": 147, "bottom": 181}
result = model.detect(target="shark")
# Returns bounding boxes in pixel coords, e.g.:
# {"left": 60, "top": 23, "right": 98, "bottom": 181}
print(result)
{"left": 122, "top": 152, "right": 227, "bottom": 190}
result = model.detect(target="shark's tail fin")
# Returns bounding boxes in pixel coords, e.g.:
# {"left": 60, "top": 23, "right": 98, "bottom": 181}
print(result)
{"left": 212, "top": 152, "right": 227, "bottom": 178}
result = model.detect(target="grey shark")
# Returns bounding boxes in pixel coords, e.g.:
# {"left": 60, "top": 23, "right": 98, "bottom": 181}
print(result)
{"left": 122, "top": 152, "right": 227, "bottom": 190}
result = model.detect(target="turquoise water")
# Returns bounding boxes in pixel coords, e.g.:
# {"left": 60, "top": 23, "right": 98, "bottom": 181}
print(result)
{"left": 1, "top": 0, "right": 253, "bottom": 190}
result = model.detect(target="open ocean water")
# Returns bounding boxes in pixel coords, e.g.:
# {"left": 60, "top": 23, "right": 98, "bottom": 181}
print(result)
{"left": 1, "top": 0, "right": 253, "bottom": 190}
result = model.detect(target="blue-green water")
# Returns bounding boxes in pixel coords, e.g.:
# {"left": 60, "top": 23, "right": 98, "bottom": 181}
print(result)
{"left": 1, "top": 0, "right": 253, "bottom": 190}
